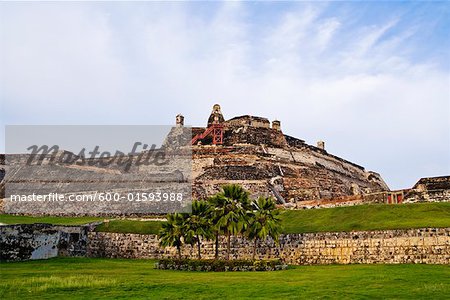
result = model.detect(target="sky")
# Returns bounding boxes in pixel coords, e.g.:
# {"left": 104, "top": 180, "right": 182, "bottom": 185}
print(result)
{"left": 0, "top": 1, "right": 449, "bottom": 190}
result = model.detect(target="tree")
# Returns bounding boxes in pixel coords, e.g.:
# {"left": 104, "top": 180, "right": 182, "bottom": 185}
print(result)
{"left": 246, "top": 196, "right": 282, "bottom": 260}
{"left": 207, "top": 195, "right": 222, "bottom": 260}
{"left": 184, "top": 200, "right": 213, "bottom": 259}
{"left": 159, "top": 213, "right": 187, "bottom": 260}
{"left": 210, "top": 184, "right": 252, "bottom": 260}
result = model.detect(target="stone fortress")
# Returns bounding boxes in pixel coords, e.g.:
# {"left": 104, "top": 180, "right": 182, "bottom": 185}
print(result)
{"left": 1, "top": 104, "right": 449, "bottom": 263}
{"left": 0, "top": 104, "right": 448, "bottom": 212}
{"left": 170, "top": 104, "right": 449, "bottom": 208}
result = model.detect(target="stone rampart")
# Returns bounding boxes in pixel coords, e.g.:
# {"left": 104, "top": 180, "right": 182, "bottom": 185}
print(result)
{"left": 3, "top": 224, "right": 448, "bottom": 264}
{"left": 87, "top": 228, "right": 450, "bottom": 265}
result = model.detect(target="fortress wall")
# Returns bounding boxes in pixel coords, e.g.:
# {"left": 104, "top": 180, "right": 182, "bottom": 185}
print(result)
{"left": 87, "top": 227, "right": 450, "bottom": 265}
{"left": 3, "top": 224, "right": 449, "bottom": 264}
{"left": 404, "top": 189, "right": 450, "bottom": 204}
{"left": 191, "top": 144, "right": 388, "bottom": 202}
{"left": 0, "top": 223, "right": 91, "bottom": 261}
{"left": 224, "top": 127, "right": 287, "bottom": 147}
{"left": 268, "top": 146, "right": 385, "bottom": 190}
{"left": 286, "top": 148, "right": 371, "bottom": 182}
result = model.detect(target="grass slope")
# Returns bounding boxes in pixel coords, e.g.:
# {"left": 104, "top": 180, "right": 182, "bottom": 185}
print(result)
{"left": 1, "top": 203, "right": 449, "bottom": 234}
{"left": 95, "top": 202, "right": 450, "bottom": 234}
{"left": 281, "top": 202, "right": 450, "bottom": 234}
{"left": 0, "top": 214, "right": 103, "bottom": 226}
{"left": 1, "top": 258, "right": 449, "bottom": 299}
{"left": 95, "top": 219, "right": 162, "bottom": 234}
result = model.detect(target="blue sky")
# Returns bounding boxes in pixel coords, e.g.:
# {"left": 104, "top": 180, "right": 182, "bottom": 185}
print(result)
{"left": 1, "top": 1, "right": 449, "bottom": 190}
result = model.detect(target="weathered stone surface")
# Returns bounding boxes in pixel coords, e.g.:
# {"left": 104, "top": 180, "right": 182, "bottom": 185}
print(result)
{"left": 403, "top": 176, "right": 450, "bottom": 203}
{"left": 3, "top": 223, "right": 449, "bottom": 265}
{"left": 191, "top": 143, "right": 388, "bottom": 204}
{"left": 0, "top": 223, "right": 93, "bottom": 261}
{"left": 0, "top": 149, "right": 192, "bottom": 216}
{"left": 87, "top": 228, "right": 450, "bottom": 265}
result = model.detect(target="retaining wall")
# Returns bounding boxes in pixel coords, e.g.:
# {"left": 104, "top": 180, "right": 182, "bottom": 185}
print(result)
{"left": 3, "top": 224, "right": 448, "bottom": 264}
{"left": 87, "top": 228, "right": 450, "bottom": 265}
{"left": 0, "top": 223, "right": 91, "bottom": 261}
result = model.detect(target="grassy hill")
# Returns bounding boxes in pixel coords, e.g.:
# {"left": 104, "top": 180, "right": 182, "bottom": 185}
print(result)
{"left": 95, "top": 219, "right": 162, "bottom": 234}
{"left": 1, "top": 202, "right": 449, "bottom": 234}
{"left": 280, "top": 202, "right": 450, "bottom": 233}
{"left": 0, "top": 214, "right": 103, "bottom": 226}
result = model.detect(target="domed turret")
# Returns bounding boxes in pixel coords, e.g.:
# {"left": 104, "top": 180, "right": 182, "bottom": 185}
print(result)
{"left": 176, "top": 114, "right": 184, "bottom": 127}
{"left": 207, "top": 104, "right": 225, "bottom": 127}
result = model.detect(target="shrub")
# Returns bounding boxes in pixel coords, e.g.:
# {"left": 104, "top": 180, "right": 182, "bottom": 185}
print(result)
{"left": 155, "top": 258, "right": 288, "bottom": 272}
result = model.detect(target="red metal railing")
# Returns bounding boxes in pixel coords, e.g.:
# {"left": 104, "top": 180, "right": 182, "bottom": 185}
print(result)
{"left": 191, "top": 124, "right": 224, "bottom": 145}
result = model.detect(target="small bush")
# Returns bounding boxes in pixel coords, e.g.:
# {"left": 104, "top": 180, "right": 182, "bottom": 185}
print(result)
{"left": 155, "top": 258, "right": 288, "bottom": 272}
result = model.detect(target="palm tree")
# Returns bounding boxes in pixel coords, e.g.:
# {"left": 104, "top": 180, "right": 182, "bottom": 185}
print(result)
{"left": 184, "top": 200, "right": 213, "bottom": 259}
{"left": 207, "top": 195, "right": 222, "bottom": 260}
{"left": 159, "top": 213, "right": 187, "bottom": 260}
{"left": 246, "top": 196, "right": 282, "bottom": 260}
{"left": 210, "top": 184, "right": 252, "bottom": 260}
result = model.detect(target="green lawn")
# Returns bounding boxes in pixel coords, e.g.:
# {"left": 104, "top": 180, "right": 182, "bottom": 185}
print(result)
{"left": 281, "top": 202, "right": 450, "bottom": 233}
{"left": 96, "top": 202, "right": 450, "bottom": 234}
{"left": 0, "top": 214, "right": 103, "bottom": 226}
{"left": 0, "top": 258, "right": 449, "bottom": 299}
{"left": 1, "top": 202, "right": 450, "bottom": 235}
{"left": 96, "top": 219, "right": 162, "bottom": 234}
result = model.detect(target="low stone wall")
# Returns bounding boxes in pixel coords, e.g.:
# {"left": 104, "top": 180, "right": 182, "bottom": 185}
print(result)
{"left": 87, "top": 228, "right": 450, "bottom": 265}
{"left": 293, "top": 189, "right": 450, "bottom": 209}
{"left": 0, "top": 223, "right": 91, "bottom": 261}
{"left": 3, "top": 224, "right": 449, "bottom": 264}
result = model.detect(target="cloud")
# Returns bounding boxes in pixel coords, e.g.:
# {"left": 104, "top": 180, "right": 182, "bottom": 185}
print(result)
{"left": 0, "top": 2, "right": 449, "bottom": 189}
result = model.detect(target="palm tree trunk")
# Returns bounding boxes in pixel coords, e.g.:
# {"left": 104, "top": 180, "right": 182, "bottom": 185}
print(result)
{"left": 253, "top": 238, "right": 258, "bottom": 260}
{"left": 215, "top": 232, "right": 219, "bottom": 260}
{"left": 226, "top": 232, "right": 231, "bottom": 260}
{"left": 197, "top": 235, "right": 201, "bottom": 259}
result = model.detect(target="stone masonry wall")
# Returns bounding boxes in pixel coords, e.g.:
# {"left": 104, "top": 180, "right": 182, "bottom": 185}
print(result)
{"left": 404, "top": 189, "right": 450, "bottom": 204}
{"left": 0, "top": 223, "right": 92, "bottom": 261}
{"left": 87, "top": 227, "right": 450, "bottom": 265}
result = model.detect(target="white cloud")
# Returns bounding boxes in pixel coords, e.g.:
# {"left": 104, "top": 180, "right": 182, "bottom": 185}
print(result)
{"left": 316, "top": 18, "right": 341, "bottom": 51}
{"left": 0, "top": 2, "right": 448, "bottom": 189}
